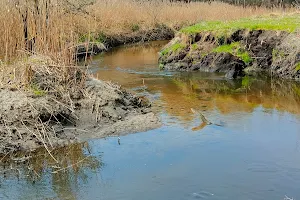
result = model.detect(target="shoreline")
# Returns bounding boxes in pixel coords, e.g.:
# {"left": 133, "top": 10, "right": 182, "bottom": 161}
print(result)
{"left": 0, "top": 55, "right": 162, "bottom": 156}
{"left": 158, "top": 15, "right": 300, "bottom": 80}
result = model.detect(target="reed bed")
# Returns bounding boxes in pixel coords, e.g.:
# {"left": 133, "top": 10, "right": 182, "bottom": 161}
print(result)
{"left": 0, "top": 0, "right": 296, "bottom": 62}
{"left": 91, "top": 0, "right": 294, "bottom": 34}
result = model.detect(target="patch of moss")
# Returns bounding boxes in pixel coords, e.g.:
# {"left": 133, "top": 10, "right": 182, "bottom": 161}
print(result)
{"left": 181, "top": 15, "right": 300, "bottom": 35}
{"left": 212, "top": 42, "right": 252, "bottom": 64}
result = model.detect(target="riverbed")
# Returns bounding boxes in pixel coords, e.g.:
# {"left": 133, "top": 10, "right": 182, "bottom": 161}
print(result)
{"left": 1, "top": 41, "right": 300, "bottom": 200}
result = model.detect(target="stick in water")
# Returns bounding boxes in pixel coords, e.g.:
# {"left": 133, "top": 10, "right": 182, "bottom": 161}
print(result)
{"left": 191, "top": 108, "right": 212, "bottom": 125}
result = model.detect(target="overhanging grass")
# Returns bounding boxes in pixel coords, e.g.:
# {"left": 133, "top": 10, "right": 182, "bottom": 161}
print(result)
{"left": 161, "top": 43, "right": 186, "bottom": 56}
{"left": 213, "top": 42, "right": 252, "bottom": 64}
{"left": 213, "top": 42, "right": 240, "bottom": 53}
{"left": 181, "top": 15, "right": 300, "bottom": 34}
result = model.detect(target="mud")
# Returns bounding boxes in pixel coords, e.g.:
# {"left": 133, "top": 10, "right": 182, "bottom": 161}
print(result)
{"left": 159, "top": 30, "right": 300, "bottom": 80}
{"left": 0, "top": 78, "right": 161, "bottom": 155}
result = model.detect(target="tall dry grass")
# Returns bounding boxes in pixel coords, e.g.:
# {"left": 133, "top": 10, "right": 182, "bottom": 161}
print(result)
{"left": 0, "top": 0, "right": 82, "bottom": 63}
{"left": 90, "top": 0, "right": 294, "bottom": 34}
{"left": 0, "top": 0, "right": 296, "bottom": 62}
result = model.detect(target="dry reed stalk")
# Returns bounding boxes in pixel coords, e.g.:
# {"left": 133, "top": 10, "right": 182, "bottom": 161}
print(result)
{"left": 89, "top": 0, "right": 296, "bottom": 34}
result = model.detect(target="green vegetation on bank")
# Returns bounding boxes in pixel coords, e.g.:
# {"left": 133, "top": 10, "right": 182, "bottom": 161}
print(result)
{"left": 181, "top": 15, "right": 300, "bottom": 34}
{"left": 295, "top": 62, "right": 300, "bottom": 72}
{"left": 161, "top": 43, "right": 186, "bottom": 56}
{"left": 212, "top": 42, "right": 252, "bottom": 64}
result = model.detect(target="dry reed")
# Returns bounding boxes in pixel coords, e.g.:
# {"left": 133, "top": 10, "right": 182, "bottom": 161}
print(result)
{"left": 0, "top": 0, "right": 296, "bottom": 62}
{"left": 90, "top": 0, "right": 295, "bottom": 34}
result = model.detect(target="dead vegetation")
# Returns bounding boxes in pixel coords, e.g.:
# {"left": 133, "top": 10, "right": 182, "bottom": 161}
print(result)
{"left": 0, "top": 54, "right": 160, "bottom": 156}
{"left": 0, "top": 55, "right": 86, "bottom": 155}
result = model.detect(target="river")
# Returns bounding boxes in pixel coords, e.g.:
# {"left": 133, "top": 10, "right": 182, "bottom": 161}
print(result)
{"left": 1, "top": 41, "right": 300, "bottom": 200}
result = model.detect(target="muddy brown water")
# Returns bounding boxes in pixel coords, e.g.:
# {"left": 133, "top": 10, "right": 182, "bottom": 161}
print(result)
{"left": 1, "top": 41, "right": 300, "bottom": 200}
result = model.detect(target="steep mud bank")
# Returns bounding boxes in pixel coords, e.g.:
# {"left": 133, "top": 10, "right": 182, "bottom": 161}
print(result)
{"left": 0, "top": 58, "right": 160, "bottom": 155}
{"left": 159, "top": 29, "right": 300, "bottom": 79}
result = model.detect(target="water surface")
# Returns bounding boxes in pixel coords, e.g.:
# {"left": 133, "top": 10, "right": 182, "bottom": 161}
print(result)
{"left": 1, "top": 41, "right": 300, "bottom": 200}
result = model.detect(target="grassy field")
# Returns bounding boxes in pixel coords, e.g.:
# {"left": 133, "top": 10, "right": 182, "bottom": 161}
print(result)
{"left": 0, "top": 0, "right": 296, "bottom": 62}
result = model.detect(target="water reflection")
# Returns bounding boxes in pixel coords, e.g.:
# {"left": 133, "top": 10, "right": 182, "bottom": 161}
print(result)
{"left": 0, "top": 143, "right": 102, "bottom": 200}
{"left": 159, "top": 75, "right": 300, "bottom": 120}
{"left": 94, "top": 41, "right": 300, "bottom": 124}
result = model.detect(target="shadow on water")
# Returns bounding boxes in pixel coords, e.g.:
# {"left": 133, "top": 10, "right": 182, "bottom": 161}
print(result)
{"left": 2, "top": 41, "right": 300, "bottom": 200}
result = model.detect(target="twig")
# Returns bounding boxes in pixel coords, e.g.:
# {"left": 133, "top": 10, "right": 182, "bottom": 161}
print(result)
{"left": 51, "top": 156, "right": 90, "bottom": 174}
{"left": 21, "top": 120, "right": 58, "bottom": 163}
{"left": 0, "top": 152, "right": 10, "bottom": 162}
{"left": 62, "top": 127, "right": 89, "bottom": 133}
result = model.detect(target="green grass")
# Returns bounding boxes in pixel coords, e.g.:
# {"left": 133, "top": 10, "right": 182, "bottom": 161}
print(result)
{"left": 31, "top": 84, "right": 47, "bottom": 97}
{"left": 159, "top": 63, "right": 164, "bottom": 70}
{"left": 181, "top": 15, "right": 300, "bottom": 34}
{"left": 212, "top": 42, "right": 252, "bottom": 64}
{"left": 191, "top": 43, "right": 198, "bottom": 50}
{"left": 131, "top": 24, "right": 140, "bottom": 32}
{"left": 161, "top": 43, "right": 186, "bottom": 56}
{"left": 293, "top": 84, "right": 300, "bottom": 96}
{"left": 295, "top": 62, "right": 300, "bottom": 71}
{"left": 78, "top": 32, "right": 107, "bottom": 43}
{"left": 213, "top": 42, "right": 240, "bottom": 53}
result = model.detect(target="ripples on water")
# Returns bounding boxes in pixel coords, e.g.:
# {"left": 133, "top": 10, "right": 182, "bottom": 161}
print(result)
{"left": 1, "top": 41, "right": 300, "bottom": 200}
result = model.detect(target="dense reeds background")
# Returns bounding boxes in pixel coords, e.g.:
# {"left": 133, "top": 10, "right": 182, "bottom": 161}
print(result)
{"left": 0, "top": 0, "right": 295, "bottom": 62}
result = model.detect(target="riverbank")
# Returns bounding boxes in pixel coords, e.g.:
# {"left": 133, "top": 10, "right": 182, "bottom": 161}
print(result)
{"left": 0, "top": 56, "right": 160, "bottom": 155}
{"left": 158, "top": 14, "right": 300, "bottom": 79}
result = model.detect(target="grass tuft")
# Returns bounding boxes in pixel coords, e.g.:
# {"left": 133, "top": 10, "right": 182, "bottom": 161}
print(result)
{"left": 295, "top": 62, "right": 300, "bottom": 71}
{"left": 161, "top": 43, "right": 186, "bottom": 56}
{"left": 31, "top": 84, "right": 47, "bottom": 97}
{"left": 212, "top": 42, "right": 252, "bottom": 64}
